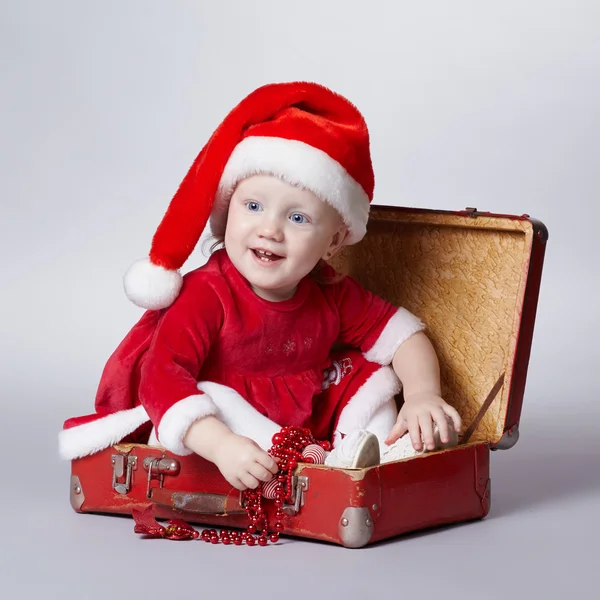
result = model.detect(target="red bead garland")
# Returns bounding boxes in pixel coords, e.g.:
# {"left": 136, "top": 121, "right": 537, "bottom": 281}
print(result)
{"left": 198, "top": 426, "right": 330, "bottom": 546}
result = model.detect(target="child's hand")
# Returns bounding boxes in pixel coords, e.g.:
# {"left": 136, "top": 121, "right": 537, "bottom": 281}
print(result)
{"left": 385, "top": 392, "right": 461, "bottom": 452}
{"left": 212, "top": 433, "right": 279, "bottom": 491}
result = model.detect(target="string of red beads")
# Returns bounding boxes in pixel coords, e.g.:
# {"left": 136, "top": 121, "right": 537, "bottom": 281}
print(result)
{"left": 198, "top": 426, "right": 331, "bottom": 546}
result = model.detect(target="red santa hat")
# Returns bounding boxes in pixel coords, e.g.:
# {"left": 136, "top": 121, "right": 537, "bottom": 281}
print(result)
{"left": 124, "top": 81, "right": 375, "bottom": 310}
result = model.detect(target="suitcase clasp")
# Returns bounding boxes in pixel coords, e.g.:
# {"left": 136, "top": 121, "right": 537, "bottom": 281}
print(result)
{"left": 111, "top": 454, "right": 138, "bottom": 495}
{"left": 282, "top": 475, "right": 309, "bottom": 516}
{"left": 143, "top": 456, "right": 181, "bottom": 499}
{"left": 242, "top": 475, "right": 309, "bottom": 516}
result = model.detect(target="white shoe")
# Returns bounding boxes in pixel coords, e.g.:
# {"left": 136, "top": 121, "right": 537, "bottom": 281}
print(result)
{"left": 324, "top": 429, "right": 380, "bottom": 469}
{"left": 380, "top": 435, "right": 425, "bottom": 462}
{"left": 381, "top": 420, "right": 459, "bottom": 463}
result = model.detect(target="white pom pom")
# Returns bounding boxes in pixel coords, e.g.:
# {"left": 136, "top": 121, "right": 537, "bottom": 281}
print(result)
{"left": 123, "top": 258, "right": 183, "bottom": 310}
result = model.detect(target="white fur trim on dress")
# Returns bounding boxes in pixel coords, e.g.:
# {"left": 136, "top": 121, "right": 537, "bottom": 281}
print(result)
{"left": 362, "top": 398, "right": 399, "bottom": 446}
{"left": 123, "top": 257, "right": 183, "bottom": 310}
{"left": 148, "top": 427, "right": 160, "bottom": 447}
{"left": 156, "top": 394, "right": 220, "bottom": 455}
{"left": 211, "top": 136, "right": 370, "bottom": 245}
{"left": 333, "top": 366, "right": 401, "bottom": 448}
{"left": 363, "top": 308, "right": 426, "bottom": 365}
{"left": 197, "top": 381, "right": 280, "bottom": 451}
{"left": 58, "top": 405, "right": 150, "bottom": 460}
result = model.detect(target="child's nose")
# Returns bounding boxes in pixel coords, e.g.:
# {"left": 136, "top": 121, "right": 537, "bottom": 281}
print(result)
{"left": 258, "top": 217, "right": 284, "bottom": 242}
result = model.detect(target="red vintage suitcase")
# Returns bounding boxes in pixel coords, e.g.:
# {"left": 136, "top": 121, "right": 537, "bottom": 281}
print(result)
{"left": 66, "top": 205, "right": 547, "bottom": 547}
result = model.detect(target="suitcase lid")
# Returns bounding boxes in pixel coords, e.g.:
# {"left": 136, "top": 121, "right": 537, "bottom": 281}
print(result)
{"left": 332, "top": 206, "right": 548, "bottom": 449}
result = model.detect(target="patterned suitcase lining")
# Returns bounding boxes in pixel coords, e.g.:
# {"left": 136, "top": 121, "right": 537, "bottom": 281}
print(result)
{"left": 331, "top": 209, "right": 534, "bottom": 445}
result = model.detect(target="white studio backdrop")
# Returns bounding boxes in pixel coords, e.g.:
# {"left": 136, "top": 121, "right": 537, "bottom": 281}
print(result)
{"left": 1, "top": 2, "right": 599, "bottom": 598}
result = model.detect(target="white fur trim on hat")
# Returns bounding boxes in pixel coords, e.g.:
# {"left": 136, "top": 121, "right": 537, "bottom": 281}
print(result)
{"left": 156, "top": 394, "right": 219, "bottom": 455}
{"left": 58, "top": 405, "right": 150, "bottom": 460}
{"left": 123, "top": 257, "right": 183, "bottom": 310}
{"left": 363, "top": 308, "right": 426, "bottom": 365}
{"left": 211, "top": 136, "right": 370, "bottom": 245}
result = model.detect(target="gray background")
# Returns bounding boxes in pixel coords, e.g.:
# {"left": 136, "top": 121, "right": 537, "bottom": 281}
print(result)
{"left": 2, "top": 1, "right": 599, "bottom": 598}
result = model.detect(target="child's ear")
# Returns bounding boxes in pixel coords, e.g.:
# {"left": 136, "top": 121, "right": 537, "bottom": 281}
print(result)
{"left": 322, "top": 226, "right": 349, "bottom": 260}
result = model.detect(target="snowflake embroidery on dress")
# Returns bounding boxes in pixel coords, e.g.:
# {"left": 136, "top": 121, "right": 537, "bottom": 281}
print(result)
{"left": 303, "top": 337, "right": 313, "bottom": 350}
{"left": 265, "top": 344, "right": 274, "bottom": 355}
{"left": 283, "top": 340, "right": 296, "bottom": 356}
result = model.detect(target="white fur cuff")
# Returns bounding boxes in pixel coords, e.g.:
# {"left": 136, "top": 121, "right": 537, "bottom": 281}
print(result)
{"left": 58, "top": 405, "right": 150, "bottom": 460}
{"left": 156, "top": 394, "right": 219, "bottom": 455}
{"left": 197, "top": 381, "right": 280, "bottom": 451}
{"left": 363, "top": 308, "right": 426, "bottom": 365}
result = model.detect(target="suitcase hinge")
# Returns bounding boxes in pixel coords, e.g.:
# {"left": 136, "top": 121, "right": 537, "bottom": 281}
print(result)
{"left": 143, "top": 456, "right": 181, "bottom": 499}
{"left": 491, "top": 424, "right": 520, "bottom": 450}
{"left": 111, "top": 454, "right": 138, "bottom": 495}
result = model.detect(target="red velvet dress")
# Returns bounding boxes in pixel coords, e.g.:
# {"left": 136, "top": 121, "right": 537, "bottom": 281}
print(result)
{"left": 60, "top": 250, "right": 424, "bottom": 459}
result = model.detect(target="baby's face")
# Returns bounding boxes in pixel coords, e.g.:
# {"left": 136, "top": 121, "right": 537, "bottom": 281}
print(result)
{"left": 224, "top": 175, "right": 347, "bottom": 302}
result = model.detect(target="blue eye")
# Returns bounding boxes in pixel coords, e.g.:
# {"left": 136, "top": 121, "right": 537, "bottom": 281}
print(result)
{"left": 290, "top": 213, "right": 309, "bottom": 224}
{"left": 246, "top": 201, "right": 262, "bottom": 212}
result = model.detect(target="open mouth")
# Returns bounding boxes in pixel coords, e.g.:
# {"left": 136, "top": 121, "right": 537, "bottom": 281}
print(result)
{"left": 252, "top": 249, "right": 284, "bottom": 262}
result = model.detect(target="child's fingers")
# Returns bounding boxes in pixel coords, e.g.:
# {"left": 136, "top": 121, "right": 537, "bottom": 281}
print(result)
{"left": 432, "top": 408, "right": 452, "bottom": 443}
{"left": 418, "top": 414, "right": 436, "bottom": 451}
{"left": 249, "top": 463, "right": 274, "bottom": 483}
{"left": 228, "top": 476, "right": 246, "bottom": 491}
{"left": 407, "top": 415, "right": 423, "bottom": 451}
{"left": 239, "top": 472, "right": 261, "bottom": 490}
{"left": 385, "top": 420, "right": 407, "bottom": 445}
{"left": 257, "top": 452, "right": 279, "bottom": 474}
{"left": 442, "top": 404, "right": 462, "bottom": 432}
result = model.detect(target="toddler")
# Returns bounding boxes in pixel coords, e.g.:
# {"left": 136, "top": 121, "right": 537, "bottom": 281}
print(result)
{"left": 59, "top": 82, "right": 461, "bottom": 491}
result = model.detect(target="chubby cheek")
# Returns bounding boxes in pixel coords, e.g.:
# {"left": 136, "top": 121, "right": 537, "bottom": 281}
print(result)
{"left": 288, "top": 237, "right": 327, "bottom": 269}
{"left": 225, "top": 217, "right": 251, "bottom": 247}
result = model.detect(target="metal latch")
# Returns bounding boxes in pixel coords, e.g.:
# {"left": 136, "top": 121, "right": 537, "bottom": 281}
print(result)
{"left": 143, "top": 456, "right": 181, "bottom": 499}
{"left": 239, "top": 475, "right": 309, "bottom": 516}
{"left": 111, "top": 454, "right": 138, "bottom": 495}
{"left": 282, "top": 475, "right": 309, "bottom": 516}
